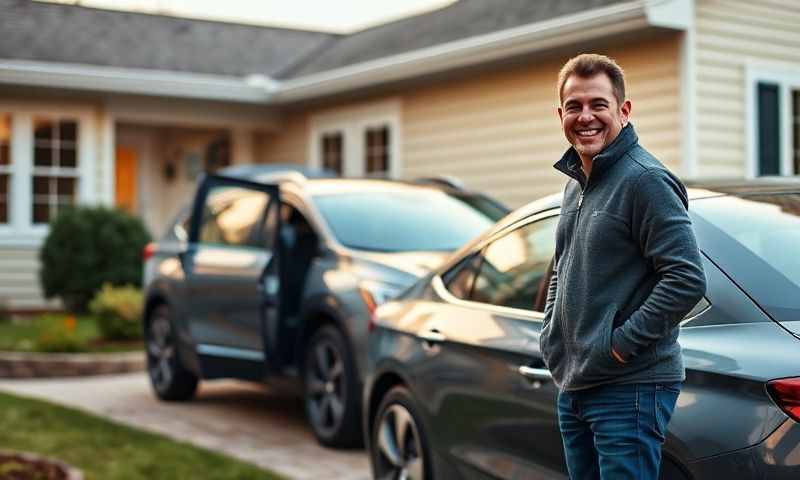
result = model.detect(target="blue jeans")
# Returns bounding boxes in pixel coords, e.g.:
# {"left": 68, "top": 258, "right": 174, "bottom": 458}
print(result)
{"left": 557, "top": 382, "right": 681, "bottom": 480}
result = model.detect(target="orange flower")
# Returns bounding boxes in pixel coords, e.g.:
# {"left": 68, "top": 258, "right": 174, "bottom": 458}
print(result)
{"left": 63, "top": 315, "right": 77, "bottom": 332}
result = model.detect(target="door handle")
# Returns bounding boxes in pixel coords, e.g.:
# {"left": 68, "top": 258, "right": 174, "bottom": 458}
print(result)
{"left": 518, "top": 365, "right": 552, "bottom": 382}
{"left": 419, "top": 329, "right": 446, "bottom": 344}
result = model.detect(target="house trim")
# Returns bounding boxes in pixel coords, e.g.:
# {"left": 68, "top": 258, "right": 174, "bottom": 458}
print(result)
{"left": 0, "top": 59, "right": 273, "bottom": 104}
{"left": 744, "top": 62, "right": 800, "bottom": 179}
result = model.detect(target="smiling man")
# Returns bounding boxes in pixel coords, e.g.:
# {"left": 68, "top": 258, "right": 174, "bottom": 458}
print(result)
{"left": 539, "top": 54, "right": 707, "bottom": 479}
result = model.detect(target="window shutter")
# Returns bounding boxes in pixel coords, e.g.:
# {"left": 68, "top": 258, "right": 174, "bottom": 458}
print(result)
{"left": 757, "top": 82, "right": 781, "bottom": 176}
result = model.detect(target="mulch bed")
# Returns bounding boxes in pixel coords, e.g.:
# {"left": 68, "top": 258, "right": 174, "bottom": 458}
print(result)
{"left": 0, "top": 452, "right": 77, "bottom": 480}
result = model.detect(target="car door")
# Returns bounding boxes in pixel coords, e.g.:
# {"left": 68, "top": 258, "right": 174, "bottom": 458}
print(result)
{"left": 415, "top": 212, "right": 566, "bottom": 479}
{"left": 183, "top": 175, "right": 281, "bottom": 376}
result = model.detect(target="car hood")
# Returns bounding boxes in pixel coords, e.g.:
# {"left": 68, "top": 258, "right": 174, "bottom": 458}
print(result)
{"left": 349, "top": 250, "right": 451, "bottom": 280}
{"left": 779, "top": 320, "right": 800, "bottom": 339}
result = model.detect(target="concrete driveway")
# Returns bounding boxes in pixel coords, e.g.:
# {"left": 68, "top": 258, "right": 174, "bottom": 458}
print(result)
{"left": 0, "top": 372, "right": 370, "bottom": 480}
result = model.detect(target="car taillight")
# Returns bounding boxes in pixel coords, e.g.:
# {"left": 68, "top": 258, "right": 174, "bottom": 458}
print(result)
{"left": 359, "top": 288, "right": 378, "bottom": 333}
{"left": 767, "top": 377, "right": 800, "bottom": 423}
{"left": 142, "top": 242, "right": 156, "bottom": 261}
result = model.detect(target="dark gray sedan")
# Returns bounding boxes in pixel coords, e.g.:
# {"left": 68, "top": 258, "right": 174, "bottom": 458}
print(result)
{"left": 364, "top": 180, "right": 800, "bottom": 479}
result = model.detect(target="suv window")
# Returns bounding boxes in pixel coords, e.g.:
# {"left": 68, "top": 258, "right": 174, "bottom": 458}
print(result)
{"left": 313, "top": 190, "right": 496, "bottom": 252}
{"left": 470, "top": 216, "right": 558, "bottom": 312}
{"left": 198, "top": 185, "right": 271, "bottom": 248}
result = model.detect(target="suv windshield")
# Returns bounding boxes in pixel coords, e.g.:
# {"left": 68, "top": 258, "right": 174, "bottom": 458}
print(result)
{"left": 691, "top": 193, "right": 800, "bottom": 323}
{"left": 313, "top": 190, "right": 499, "bottom": 252}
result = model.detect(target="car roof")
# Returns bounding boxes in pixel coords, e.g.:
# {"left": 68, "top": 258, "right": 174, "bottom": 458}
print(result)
{"left": 216, "top": 164, "right": 492, "bottom": 197}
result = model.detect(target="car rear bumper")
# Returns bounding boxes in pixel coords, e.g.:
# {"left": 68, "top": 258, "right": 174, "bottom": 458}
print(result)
{"left": 688, "top": 418, "right": 799, "bottom": 478}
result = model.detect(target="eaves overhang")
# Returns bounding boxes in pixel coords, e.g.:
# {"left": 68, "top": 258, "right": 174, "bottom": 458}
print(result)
{"left": 0, "top": 59, "right": 275, "bottom": 104}
{"left": 271, "top": 0, "right": 692, "bottom": 103}
{"left": 0, "top": 0, "right": 689, "bottom": 104}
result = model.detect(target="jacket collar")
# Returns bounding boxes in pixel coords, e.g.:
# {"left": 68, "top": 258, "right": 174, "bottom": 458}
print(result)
{"left": 554, "top": 123, "right": 639, "bottom": 188}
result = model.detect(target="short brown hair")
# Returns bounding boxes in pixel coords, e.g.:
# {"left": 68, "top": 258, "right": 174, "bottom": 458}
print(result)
{"left": 557, "top": 54, "right": 626, "bottom": 105}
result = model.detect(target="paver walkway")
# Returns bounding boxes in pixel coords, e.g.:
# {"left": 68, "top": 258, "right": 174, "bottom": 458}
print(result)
{"left": 0, "top": 372, "right": 371, "bottom": 480}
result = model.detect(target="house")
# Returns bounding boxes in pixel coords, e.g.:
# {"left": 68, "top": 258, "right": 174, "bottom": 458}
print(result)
{"left": 0, "top": 0, "right": 797, "bottom": 310}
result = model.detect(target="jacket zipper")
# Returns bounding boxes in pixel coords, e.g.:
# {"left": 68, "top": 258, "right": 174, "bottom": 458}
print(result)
{"left": 559, "top": 173, "right": 589, "bottom": 347}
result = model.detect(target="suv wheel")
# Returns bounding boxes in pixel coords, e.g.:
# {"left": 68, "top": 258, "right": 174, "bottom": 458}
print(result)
{"left": 303, "top": 325, "right": 361, "bottom": 448}
{"left": 146, "top": 303, "right": 198, "bottom": 401}
{"left": 371, "top": 386, "right": 431, "bottom": 480}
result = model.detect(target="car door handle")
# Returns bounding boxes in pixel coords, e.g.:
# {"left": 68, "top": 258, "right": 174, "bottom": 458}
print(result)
{"left": 419, "top": 329, "right": 446, "bottom": 344}
{"left": 518, "top": 365, "right": 552, "bottom": 382}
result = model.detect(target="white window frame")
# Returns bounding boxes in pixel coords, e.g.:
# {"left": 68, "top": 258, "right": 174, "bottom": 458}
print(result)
{"left": 309, "top": 99, "right": 401, "bottom": 179}
{"left": 0, "top": 103, "right": 97, "bottom": 246}
{"left": 745, "top": 63, "right": 800, "bottom": 178}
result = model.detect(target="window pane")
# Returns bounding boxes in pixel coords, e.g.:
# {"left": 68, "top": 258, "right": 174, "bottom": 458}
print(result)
{"left": 471, "top": 217, "right": 558, "bottom": 312}
{"left": 34, "top": 146, "right": 53, "bottom": 167}
{"left": 199, "top": 185, "right": 270, "bottom": 247}
{"left": 33, "top": 203, "right": 49, "bottom": 224}
{"left": 0, "top": 144, "right": 8, "bottom": 166}
{"left": 443, "top": 254, "right": 482, "bottom": 300}
{"left": 34, "top": 119, "right": 53, "bottom": 141}
{"left": 365, "top": 126, "right": 390, "bottom": 175}
{"left": 33, "top": 176, "right": 50, "bottom": 196}
{"left": 57, "top": 177, "right": 76, "bottom": 197}
{"left": 321, "top": 133, "right": 343, "bottom": 175}
{"left": 757, "top": 82, "right": 781, "bottom": 176}
{"left": 60, "top": 120, "right": 77, "bottom": 143}
{"left": 61, "top": 147, "right": 77, "bottom": 168}
{"left": 0, "top": 173, "right": 7, "bottom": 224}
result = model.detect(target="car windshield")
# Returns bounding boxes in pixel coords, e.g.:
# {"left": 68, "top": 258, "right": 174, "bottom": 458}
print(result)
{"left": 313, "top": 190, "right": 498, "bottom": 252}
{"left": 690, "top": 193, "right": 800, "bottom": 323}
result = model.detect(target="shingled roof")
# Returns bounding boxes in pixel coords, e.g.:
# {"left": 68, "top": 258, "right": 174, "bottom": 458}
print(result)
{"left": 279, "top": 0, "right": 630, "bottom": 79}
{"left": 0, "top": 0, "right": 337, "bottom": 77}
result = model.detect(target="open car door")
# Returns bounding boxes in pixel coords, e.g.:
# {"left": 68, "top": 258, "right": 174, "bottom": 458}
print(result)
{"left": 183, "top": 174, "right": 282, "bottom": 380}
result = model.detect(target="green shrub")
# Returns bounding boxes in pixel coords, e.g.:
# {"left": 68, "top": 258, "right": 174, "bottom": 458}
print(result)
{"left": 39, "top": 206, "right": 151, "bottom": 312}
{"left": 89, "top": 284, "right": 144, "bottom": 341}
{"left": 35, "top": 316, "right": 87, "bottom": 353}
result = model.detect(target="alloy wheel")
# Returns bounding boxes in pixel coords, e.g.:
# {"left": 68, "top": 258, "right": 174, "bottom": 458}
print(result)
{"left": 375, "top": 404, "right": 425, "bottom": 480}
{"left": 305, "top": 338, "right": 346, "bottom": 438}
{"left": 146, "top": 305, "right": 176, "bottom": 393}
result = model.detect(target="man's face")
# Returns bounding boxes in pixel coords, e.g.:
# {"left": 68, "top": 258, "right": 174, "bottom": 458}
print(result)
{"left": 558, "top": 73, "right": 631, "bottom": 163}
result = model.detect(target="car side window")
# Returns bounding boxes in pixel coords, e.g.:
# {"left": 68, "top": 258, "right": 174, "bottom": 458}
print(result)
{"left": 442, "top": 253, "right": 483, "bottom": 300}
{"left": 470, "top": 216, "right": 558, "bottom": 312}
{"left": 198, "top": 184, "right": 272, "bottom": 248}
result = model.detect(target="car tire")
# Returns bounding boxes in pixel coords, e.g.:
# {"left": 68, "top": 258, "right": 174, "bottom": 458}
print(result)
{"left": 145, "top": 303, "right": 198, "bottom": 402}
{"left": 303, "top": 325, "right": 362, "bottom": 448}
{"left": 371, "top": 385, "right": 432, "bottom": 480}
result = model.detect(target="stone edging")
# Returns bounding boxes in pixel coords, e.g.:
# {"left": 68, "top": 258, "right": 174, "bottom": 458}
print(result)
{"left": 0, "top": 351, "right": 145, "bottom": 378}
{"left": 0, "top": 450, "right": 84, "bottom": 480}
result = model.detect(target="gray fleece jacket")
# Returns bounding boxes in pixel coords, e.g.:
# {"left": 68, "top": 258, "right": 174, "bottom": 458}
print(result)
{"left": 540, "top": 124, "right": 706, "bottom": 392}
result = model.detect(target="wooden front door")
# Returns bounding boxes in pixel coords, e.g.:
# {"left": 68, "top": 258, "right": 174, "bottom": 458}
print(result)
{"left": 115, "top": 147, "right": 137, "bottom": 212}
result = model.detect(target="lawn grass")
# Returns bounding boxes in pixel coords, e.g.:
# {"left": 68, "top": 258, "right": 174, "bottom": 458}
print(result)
{"left": 0, "top": 392, "right": 283, "bottom": 480}
{"left": 0, "top": 315, "right": 141, "bottom": 353}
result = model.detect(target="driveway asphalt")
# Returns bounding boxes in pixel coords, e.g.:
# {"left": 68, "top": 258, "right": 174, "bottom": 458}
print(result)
{"left": 0, "top": 372, "right": 370, "bottom": 480}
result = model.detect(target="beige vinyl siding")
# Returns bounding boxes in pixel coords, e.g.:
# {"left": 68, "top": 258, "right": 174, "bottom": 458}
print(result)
{"left": 260, "top": 36, "right": 681, "bottom": 209}
{"left": 403, "top": 34, "right": 682, "bottom": 208}
{"left": 695, "top": 0, "right": 800, "bottom": 177}
{"left": 0, "top": 247, "right": 58, "bottom": 310}
{"left": 257, "top": 113, "right": 308, "bottom": 165}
